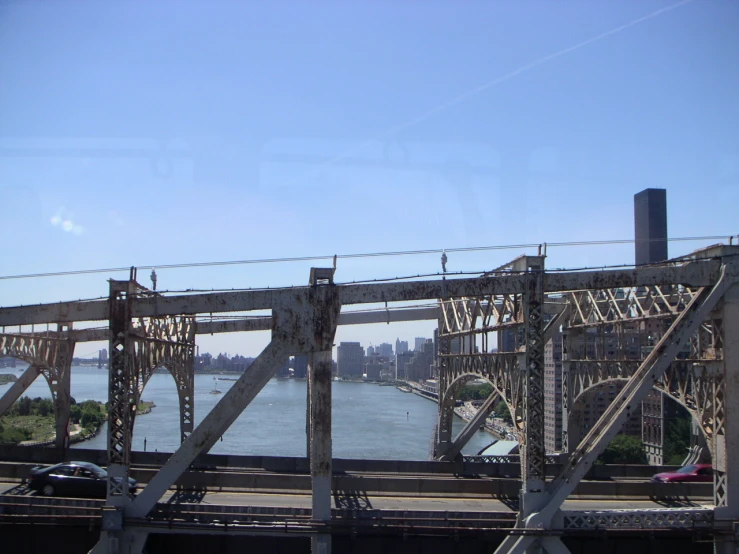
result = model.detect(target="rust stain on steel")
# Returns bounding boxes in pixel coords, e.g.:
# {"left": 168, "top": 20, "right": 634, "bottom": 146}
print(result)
{"left": 0, "top": 260, "right": 724, "bottom": 327}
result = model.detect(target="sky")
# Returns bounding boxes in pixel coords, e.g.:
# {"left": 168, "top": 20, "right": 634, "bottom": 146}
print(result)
{"left": 0, "top": 0, "right": 737, "bottom": 360}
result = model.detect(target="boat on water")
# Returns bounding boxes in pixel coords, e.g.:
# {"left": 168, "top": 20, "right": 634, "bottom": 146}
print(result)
{"left": 217, "top": 377, "right": 238, "bottom": 381}
{"left": 210, "top": 377, "right": 222, "bottom": 395}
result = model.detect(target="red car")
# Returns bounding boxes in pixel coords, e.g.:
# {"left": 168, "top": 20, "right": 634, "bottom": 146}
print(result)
{"left": 651, "top": 464, "right": 713, "bottom": 483}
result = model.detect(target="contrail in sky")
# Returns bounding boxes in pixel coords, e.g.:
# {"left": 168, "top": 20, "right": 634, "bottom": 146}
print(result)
{"left": 320, "top": 0, "right": 696, "bottom": 169}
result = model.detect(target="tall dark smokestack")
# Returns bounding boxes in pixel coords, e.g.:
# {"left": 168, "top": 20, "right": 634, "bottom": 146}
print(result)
{"left": 634, "top": 188, "right": 667, "bottom": 265}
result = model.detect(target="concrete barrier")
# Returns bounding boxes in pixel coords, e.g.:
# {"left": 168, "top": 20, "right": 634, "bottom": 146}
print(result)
{"left": 0, "top": 460, "right": 712, "bottom": 500}
{"left": 0, "top": 445, "right": 687, "bottom": 480}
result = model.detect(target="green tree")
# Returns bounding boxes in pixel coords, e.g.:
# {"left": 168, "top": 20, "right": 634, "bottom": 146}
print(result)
{"left": 599, "top": 434, "right": 647, "bottom": 465}
{"left": 80, "top": 409, "right": 102, "bottom": 430}
{"left": 70, "top": 404, "right": 82, "bottom": 424}
{"left": 493, "top": 400, "right": 512, "bottom": 423}
{"left": 458, "top": 383, "right": 493, "bottom": 402}
{"left": 18, "top": 396, "right": 32, "bottom": 416}
{"left": 664, "top": 411, "right": 692, "bottom": 465}
{"left": 35, "top": 398, "right": 53, "bottom": 417}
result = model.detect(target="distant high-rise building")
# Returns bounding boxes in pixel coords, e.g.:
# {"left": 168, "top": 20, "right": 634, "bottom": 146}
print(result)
{"left": 544, "top": 332, "right": 563, "bottom": 453}
{"left": 414, "top": 337, "right": 426, "bottom": 352}
{"left": 377, "top": 343, "right": 393, "bottom": 358}
{"left": 293, "top": 355, "right": 308, "bottom": 379}
{"left": 395, "top": 351, "right": 414, "bottom": 380}
{"left": 634, "top": 188, "right": 667, "bottom": 266}
{"left": 635, "top": 188, "right": 670, "bottom": 464}
{"left": 405, "top": 340, "right": 435, "bottom": 382}
{"left": 337, "top": 342, "right": 365, "bottom": 378}
{"left": 275, "top": 359, "right": 290, "bottom": 379}
{"left": 395, "top": 339, "right": 408, "bottom": 355}
{"left": 366, "top": 345, "right": 375, "bottom": 356}
{"left": 499, "top": 329, "right": 517, "bottom": 353}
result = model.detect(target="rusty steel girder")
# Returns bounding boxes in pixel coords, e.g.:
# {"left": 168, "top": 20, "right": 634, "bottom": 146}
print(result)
{"left": 566, "top": 284, "right": 700, "bottom": 328}
{"left": 107, "top": 278, "right": 197, "bottom": 503}
{"left": 0, "top": 259, "right": 723, "bottom": 327}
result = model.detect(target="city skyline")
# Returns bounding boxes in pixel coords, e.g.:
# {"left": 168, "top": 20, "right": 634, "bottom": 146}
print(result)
{"left": 1, "top": 1, "right": 736, "bottom": 357}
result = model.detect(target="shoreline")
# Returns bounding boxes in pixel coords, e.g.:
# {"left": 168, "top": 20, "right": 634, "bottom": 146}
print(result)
{"left": 8, "top": 400, "right": 157, "bottom": 448}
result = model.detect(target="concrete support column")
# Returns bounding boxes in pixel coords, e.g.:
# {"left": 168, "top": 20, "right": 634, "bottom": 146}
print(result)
{"left": 0, "top": 364, "right": 40, "bottom": 416}
{"left": 309, "top": 350, "right": 333, "bottom": 554}
{"left": 714, "top": 277, "right": 739, "bottom": 553}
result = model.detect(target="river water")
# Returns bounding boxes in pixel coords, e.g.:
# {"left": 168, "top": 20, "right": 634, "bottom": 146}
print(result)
{"left": 3, "top": 366, "right": 494, "bottom": 459}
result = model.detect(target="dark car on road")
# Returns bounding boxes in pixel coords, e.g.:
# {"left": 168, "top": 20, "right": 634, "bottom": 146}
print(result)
{"left": 26, "top": 461, "right": 137, "bottom": 498}
{"left": 651, "top": 464, "right": 713, "bottom": 483}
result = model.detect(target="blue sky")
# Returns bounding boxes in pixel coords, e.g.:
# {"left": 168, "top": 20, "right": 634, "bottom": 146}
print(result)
{"left": 0, "top": 0, "right": 737, "bottom": 358}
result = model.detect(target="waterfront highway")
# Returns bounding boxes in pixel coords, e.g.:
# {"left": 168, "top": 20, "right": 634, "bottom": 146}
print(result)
{"left": 0, "top": 479, "right": 711, "bottom": 513}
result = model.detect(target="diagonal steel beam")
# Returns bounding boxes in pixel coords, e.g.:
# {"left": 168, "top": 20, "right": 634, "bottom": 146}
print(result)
{"left": 494, "top": 265, "right": 733, "bottom": 554}
{"left": 127, "top": 338, "right": 290, "bottom": 518}
{"left": 0, "top": 364, "right": 41, "bottom": 416}
{"left": 441, "top": 390, "right": 500, "bottom": 461}
{"left": 542, "top": 303, "right": 570, "bottom": 341}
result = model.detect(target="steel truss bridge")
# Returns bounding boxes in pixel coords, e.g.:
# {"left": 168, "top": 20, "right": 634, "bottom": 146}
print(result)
{"left": 0, "top": 244, "right": 738, "bottom": 553}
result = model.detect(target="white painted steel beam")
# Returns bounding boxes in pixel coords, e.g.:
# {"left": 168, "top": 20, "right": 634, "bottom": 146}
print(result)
{"left": 29, "top": 307, "right": 439, "bottom": 344}
{"left": 0, "top": 365, "right": 41, "bottom": 416}
{"left": 493, "top": 263, "right": 734, "bottom": 554}
{"left": 443, "top": 391, "right": 499, "bottom": 461}
{"left": 128, "top": 338, "right": 291, "bottom": 518}
{"left": 0, "top": 261, "right": 721, "bottom": 326}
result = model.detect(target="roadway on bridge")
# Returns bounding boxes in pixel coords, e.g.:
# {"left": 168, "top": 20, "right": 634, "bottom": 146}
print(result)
{"left": 0, "top": 480, "right": 711, "bottom": 513}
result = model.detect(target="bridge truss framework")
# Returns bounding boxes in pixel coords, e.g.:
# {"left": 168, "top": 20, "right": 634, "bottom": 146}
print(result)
{"left": 0, "top": 245, "right": 738, "bottom": 553}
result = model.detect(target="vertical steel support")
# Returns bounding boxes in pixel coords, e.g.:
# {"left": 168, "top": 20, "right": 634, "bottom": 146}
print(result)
{"left": 306, "top": 365, "right": 313, "bottom": 460}
{"left": 494, "top": 263, "right": 733, "bottom": 554}
{"left": 304, "top": 269, "right": 340, "bottom": 554}
{"left": 167, "top": 355, "right": 195, "bottom": 444}
{"left": 309, "top": 350, "right": 333, "bottom": 554}
{"left": 51, "top": 325, "right": 74, "bottom": 449}
{"left": 561, "top": 327, "right": 584, "bottom": 455}
{"left": 107, "top": 279, "right": 135, "bottom": 504}
{"left": 713, "top": 272, "right": 739, "bottom": 553}
{"left": 435, "top": 304, "right": 453, "bottom": 458}
{"left": 521, "top": 258, "right": 546, "bottom": 518}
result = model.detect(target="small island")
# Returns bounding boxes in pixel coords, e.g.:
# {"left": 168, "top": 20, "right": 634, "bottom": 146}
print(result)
{"left": 0, "top": 396, "right": 156, "bottom": 446}
{"left": 0, "top": 373, "right": 18, "bottom": 385}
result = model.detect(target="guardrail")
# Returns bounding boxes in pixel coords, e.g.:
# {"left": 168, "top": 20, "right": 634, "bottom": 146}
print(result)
{"left": 0, "top": 495, "right": 714, "bottom": 537}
